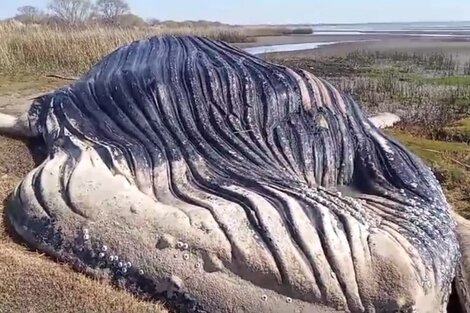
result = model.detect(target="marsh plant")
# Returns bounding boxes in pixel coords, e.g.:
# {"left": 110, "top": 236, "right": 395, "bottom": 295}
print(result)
{"left": 345, "top": 50, "right": 459, "bottom": 74}
{"left": 0, "top": 21, "right": 311, "bottom": 74}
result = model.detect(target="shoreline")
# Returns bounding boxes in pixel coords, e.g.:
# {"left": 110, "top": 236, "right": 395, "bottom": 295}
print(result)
{"left": 235, "top": 34, "right": 470, "bottom": 60}
{"left": 237, "top": 33, "right": 470, "bottom": 48}
{"left": 236, "top": 34, "right": 391, "bottom": 48}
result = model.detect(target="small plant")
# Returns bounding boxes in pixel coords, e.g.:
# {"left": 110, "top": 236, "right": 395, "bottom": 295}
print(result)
{"left": 463, "top": 60, "right": 470, "bottom": 75}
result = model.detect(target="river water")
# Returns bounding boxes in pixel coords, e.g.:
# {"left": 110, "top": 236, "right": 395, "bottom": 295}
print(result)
{"left": 243, "top": 41, "right": 352, "bottom": 55}
{"left": 244, "top": 21, "right": 470, "bottom": 55}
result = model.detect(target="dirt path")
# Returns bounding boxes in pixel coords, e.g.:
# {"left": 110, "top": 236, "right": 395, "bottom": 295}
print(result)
{"left": 0, "top": 77, "right": 167, "bottom": 313}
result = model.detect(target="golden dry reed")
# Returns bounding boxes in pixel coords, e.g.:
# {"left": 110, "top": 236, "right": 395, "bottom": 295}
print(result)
{"left": 0, "top": 21, "right": 309, "bottom": 75}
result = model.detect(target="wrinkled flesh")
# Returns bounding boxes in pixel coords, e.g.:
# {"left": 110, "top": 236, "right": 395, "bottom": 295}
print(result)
{"left": 5, "top": 36, "right": 459, "bottom": 313}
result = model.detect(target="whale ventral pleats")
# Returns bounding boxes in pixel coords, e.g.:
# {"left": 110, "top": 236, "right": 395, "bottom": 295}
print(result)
{"left": 5, "top": 35, "right": 459, "bottom": 313}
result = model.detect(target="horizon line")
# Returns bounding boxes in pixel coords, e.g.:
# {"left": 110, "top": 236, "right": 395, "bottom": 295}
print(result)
{"left": 238, "top": 20, "right": 470, "bottom": 26}
{"left": 2, "top": 13, "right": 470, "bottom": 26}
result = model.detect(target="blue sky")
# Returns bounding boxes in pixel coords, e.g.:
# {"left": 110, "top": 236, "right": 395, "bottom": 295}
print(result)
{"left": 1, "top": 0, "right": 469, "bottom": 24}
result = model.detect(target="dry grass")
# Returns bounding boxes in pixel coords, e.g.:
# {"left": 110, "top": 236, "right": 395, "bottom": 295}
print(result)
{"left": 0, "top": 22, "right": 311, "bottom": 75}
{"left": 0, "top": 23, "right": 247, "bottom": 75}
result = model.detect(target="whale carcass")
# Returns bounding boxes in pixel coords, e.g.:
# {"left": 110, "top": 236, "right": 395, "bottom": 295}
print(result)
{"left": 0, "top": 35, "right": 465, "bottom": 313}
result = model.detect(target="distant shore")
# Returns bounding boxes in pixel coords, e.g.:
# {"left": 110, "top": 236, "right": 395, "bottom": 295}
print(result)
{"left": 236, "top": 34, "right": 470, "bottom": 60}
{"left": 236, "top": 33, "right": 389, "bottom": 48}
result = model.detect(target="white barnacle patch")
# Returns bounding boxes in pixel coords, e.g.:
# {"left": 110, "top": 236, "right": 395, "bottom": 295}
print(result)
{"left": 98, "top": 252, "right": 105, "bottom": 258}
{"left": 126, "top": 262, "right": 132, "bottom": 268}
{"left": 101, "top": 245, "right": 108, "bottom": 252}
{"left": 80, "top": 227, "right": 90, "bottom": 240}
{"left": 183, "top": 253, "right": 190, "bottom": 260}
{"left": 118, "top": 262, "right": 123, "bottom": 268}
{"left": 176, "top": 241, "right": 184, "bottom": 249}
{"left": 261, "top": 295, "right": 268, "bottom": 301}
{"left": 109, "top": 255, "right": 115, "bottom": 262}
{"left": 139, "top": 269, "right": 144, "bottom": 275}
{"left": 122, "top": 267, "right": 127, "bottom": 274}
{"left": 286, "top": 297, "right": 292, "bottom": 303}
{"left": 182, "top": 243, "right": 189, "bottom": 250}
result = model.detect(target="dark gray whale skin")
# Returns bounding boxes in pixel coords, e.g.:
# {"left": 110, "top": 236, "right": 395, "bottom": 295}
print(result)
{"left": 6, "top": 35, "right": 459, "bottom": 313}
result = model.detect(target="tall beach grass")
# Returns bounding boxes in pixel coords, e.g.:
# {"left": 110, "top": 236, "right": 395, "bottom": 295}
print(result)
{"left": 0, "top": 22, "right": 311, "bottom": 74}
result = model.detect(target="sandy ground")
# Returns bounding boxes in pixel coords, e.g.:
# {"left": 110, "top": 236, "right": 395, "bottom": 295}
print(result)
{"left": 312, "top": 37, "right": 470, "bottom": 60}
{"left": 238, "top": 35, "right": 470, "bottom": 63}
{"left": 0, "top": 82, "right": 167, "bottom": 313}
{"left": 239, "top": 33, "right": 470, "bottom": 47}
{"left": 236, "top": 33, "right": 389, "bottom": 47}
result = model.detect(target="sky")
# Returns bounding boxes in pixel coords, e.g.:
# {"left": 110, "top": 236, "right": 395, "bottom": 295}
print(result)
{"left": 1, "top": 0, "right": 470, "bottom": 25}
